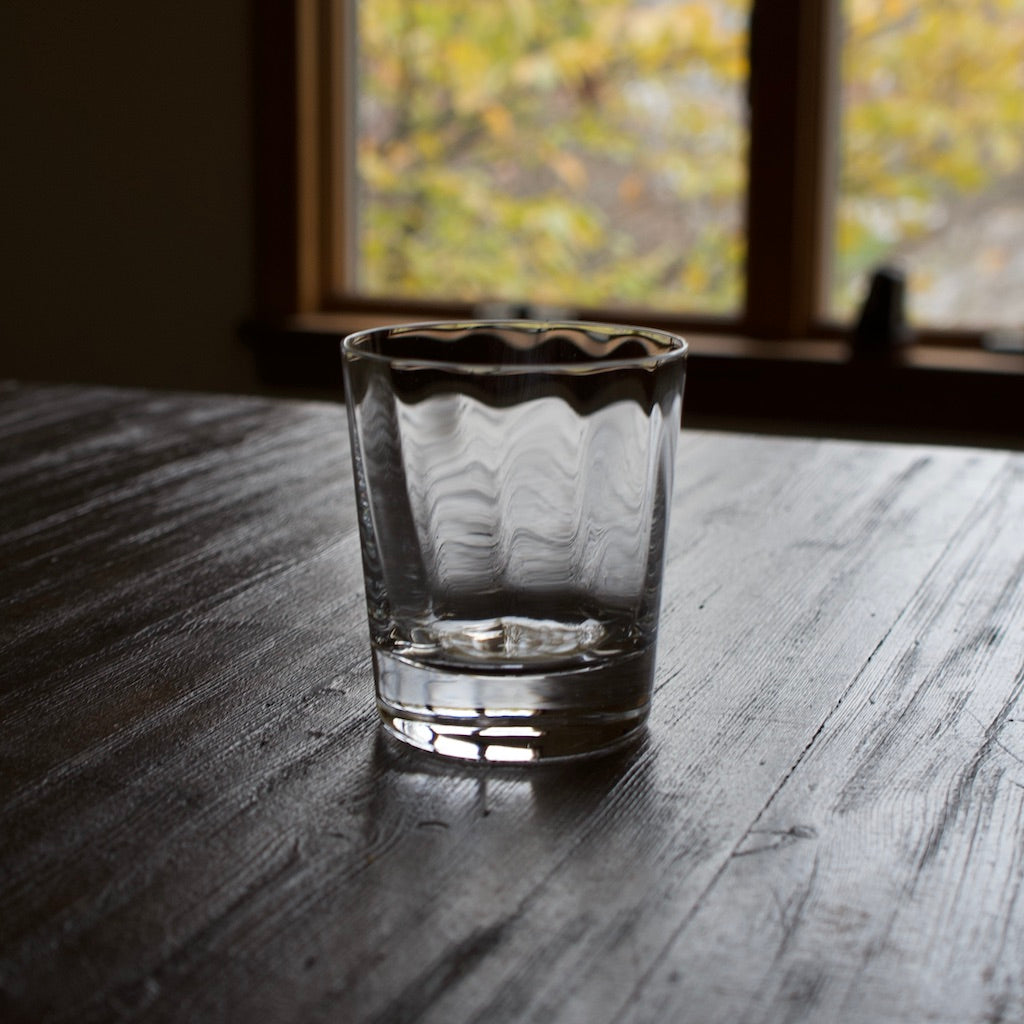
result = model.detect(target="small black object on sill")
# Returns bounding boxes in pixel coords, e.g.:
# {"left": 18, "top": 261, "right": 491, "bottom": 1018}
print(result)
{"left": 851, "top": 265, "right": 914, "bottom": 360}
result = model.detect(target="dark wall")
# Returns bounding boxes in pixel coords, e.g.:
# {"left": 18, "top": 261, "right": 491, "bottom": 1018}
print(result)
{"left": 0, "top": 1, "right": 258, "bottom": 393}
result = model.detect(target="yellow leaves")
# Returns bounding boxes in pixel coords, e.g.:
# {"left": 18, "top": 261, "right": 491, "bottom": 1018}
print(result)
{"left": 836, "top": 213, "right": 866, "bottom": 260}
{"left": 618, "top": 172, "right": 647, "bottom": 205}
{"left": 717, "top": 48, "right": 749, "bottom": 82}
{"left": 509, "top": 2, "right": 744, "bottom": 95}
{"left": 548, "top": 36, "right": 613, "bottom": 86}
{"left": 987, "top": 132, "right": 1023, "bottom": 178}
{"left": 503, "top": 0, "right": 540, "bottom": 39}
{"left": 549, "top": 150, "right": 588, "bottom": 191}
{"left": 482, "top": 104, "right": 514, "bottom": 141}
{"left": 681, "top": 261, "right": 709, "bottom": 296}
{"left": 358, "top": 141, "right": 402, "bottom": 190}
{"left": 625, "top": 6, "right": 679, "bottom": 49}
{"left": 352, "top": 1, "right": 751, "bottom": 313}
{"left": 847, "top": 0, "right": 915, "bottom": 34}
{"left": 444, "top": 37, "right": 498, "bottom": 115}
{"left": 842, "top": 0, "right": 1024, "bottom": 211}
{"left": 511, "top": 51, "right": 560, "bottom": 91}
{"left": 610, "top": 3, "right": 728, "bottom": 71}
{"left": 525, "top": 201, "right": 604, "bottom": 253}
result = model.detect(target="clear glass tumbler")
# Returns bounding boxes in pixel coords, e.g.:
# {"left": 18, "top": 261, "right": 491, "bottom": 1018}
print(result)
{"left": 342, "top": 321, "right": 687, "bottom": 762}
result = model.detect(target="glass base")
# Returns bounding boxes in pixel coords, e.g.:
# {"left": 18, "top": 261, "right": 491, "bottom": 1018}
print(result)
{"left": 372, "top": 645, "right": 654, "bottom": 763}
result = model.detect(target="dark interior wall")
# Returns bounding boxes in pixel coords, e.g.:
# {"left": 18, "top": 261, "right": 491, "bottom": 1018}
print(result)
{"left": 0, "top": 1, "right": 258, "bottom": 393}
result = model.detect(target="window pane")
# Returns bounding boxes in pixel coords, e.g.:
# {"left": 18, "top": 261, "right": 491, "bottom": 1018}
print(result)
{"left": 354, "top": 1, "right": 749, "bottom": 315}
{"left": 831, "top": 0, "right": 1024, "bottom": 330}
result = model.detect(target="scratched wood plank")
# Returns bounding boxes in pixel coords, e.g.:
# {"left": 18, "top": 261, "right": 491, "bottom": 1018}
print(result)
{"left": 629, "top": 455, "right": 1024, "bottom": 1024}
{"left": 1, "top": 382, "right": 1021, "bottom": 1024}
{"left": 1, "top": 384, "right": 371, "bottom": 1021}
{"left": 325, "top": 436, "right": 1012, "bottom": 1024}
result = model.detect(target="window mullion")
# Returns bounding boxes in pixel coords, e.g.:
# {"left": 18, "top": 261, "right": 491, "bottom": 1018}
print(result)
{"left": 744, "top": 0, "right": 835, "bottom": 339}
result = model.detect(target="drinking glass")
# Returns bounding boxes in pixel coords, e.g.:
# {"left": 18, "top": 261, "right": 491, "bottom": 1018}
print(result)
{"left": 342, "top": 321, "right": 686, "bottom": 762}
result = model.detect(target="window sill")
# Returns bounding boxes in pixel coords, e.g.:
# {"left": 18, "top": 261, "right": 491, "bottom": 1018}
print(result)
{"left": 242, "top": 313, "right": 1024, "bottom": 449}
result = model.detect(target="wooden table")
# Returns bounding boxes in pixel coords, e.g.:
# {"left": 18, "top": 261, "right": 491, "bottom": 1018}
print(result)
{"left": 2, "top": 381, "right": 1022, "bottom": 1023}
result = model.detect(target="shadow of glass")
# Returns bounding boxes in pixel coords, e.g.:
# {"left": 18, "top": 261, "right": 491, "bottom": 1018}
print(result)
{"left": 356, "top": 727, "right": 659, "bottom": 837}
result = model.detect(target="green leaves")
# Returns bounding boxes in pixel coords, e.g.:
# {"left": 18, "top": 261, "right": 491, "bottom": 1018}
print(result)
{"left": 356, "top": 0, "right": 747, "bottom": 313}
{"left": 357, "top": 0, "right": 1024, "bottom": 322}
{"left": 835, "top": 0, "right": 1024, "bottom": 315}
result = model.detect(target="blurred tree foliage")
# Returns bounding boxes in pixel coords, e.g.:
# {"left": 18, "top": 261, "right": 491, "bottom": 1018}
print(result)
{"left": 356, "top": 0, "right": 1024, "bottom": 320}
{"left": 357, "top": 0, "right": 747, "bottom": 311}
{"left": 835, "top": 0, "right": 1024, "bottom": 316}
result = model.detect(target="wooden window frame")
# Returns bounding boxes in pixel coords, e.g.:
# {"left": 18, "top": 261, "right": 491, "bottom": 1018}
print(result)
{"left": 249, "top": 0, "right": 1024, "bottom": 441}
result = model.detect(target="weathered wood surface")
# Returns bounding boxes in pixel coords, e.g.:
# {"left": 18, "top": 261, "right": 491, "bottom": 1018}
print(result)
{"left": 1, "top": 381, "right": 1022, "bottom": 1024}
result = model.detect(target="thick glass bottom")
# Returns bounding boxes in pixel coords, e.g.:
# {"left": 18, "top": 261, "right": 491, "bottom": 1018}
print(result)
{"left": 372, "top": 642, "right": 655, "bottom": 763}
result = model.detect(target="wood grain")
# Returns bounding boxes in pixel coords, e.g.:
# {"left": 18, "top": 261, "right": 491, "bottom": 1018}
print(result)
{"left": 1, "top": 382, "right": 1021, "bottom": 1023}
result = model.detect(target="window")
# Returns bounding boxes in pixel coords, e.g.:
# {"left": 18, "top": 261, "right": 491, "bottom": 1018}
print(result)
{"left": 830, "top": 0, "right": 1024, "bottom": 332}
{"left": 254, "top": 0, "right": 1024, "bottom": 354}
{"left": 352, "top": 0, "right": 748, "bottom": 318}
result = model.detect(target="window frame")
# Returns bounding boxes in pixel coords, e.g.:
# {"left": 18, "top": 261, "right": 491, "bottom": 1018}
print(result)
{"left": 249, "top": 0, "right": 1023, "bottom": 441}
{"left": 256, "top": 0, "right": 1013, "bottom": 346}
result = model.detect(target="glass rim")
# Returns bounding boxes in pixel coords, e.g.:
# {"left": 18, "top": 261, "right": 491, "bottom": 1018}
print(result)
{"left": 341, "top": 319, "right": 688, "bottom": 374}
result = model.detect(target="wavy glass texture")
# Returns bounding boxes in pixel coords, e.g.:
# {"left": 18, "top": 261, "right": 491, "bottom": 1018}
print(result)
{"left": 342, "top": 322, "right": 686, "bottom": 761}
